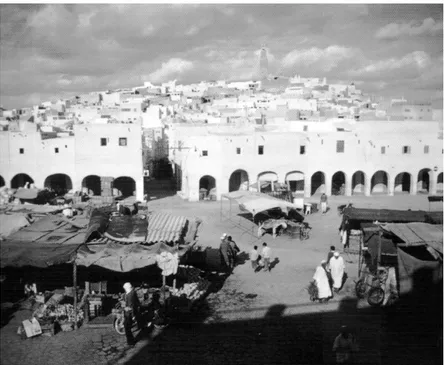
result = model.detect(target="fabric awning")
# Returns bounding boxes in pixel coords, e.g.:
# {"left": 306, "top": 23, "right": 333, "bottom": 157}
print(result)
{"left": 343, "top": 207, "right": 432, "bottom": 223}
{"left": 0, "top": 242, "right": 81, "bottom": 268}
{"left": 285, "top": 172, "right": 304, "bottom": 181}
{"left": 257, "top": 173, "right": 278, "bottom": 181}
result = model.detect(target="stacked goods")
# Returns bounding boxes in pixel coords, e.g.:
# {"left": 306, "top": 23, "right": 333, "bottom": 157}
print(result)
{"left": 172, "top": 266, "right": 211, "bottom": 303}
{"left": 0, "top": 187, "right": 15, "bottom": 205}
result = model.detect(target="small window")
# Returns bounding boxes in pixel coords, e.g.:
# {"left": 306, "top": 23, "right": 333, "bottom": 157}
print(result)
{"left": 100, "top": 138, "right": 107, "bottom": 146}
{"left": 19, "top": 148, "right": 24, "bottom": 154}
{"left": 402, "top": 146, "right": 411, "bottom": 154}
{"left": 236, "top": 147, "right": 241, "bottom": 155}
{"left": 258, "top": 145, "right": 264, "bottom": 155}
{"left": 405, "top": 109, "right": 411, "bottom": 112}
{"left": 358, "top": 140, "right": 360, "bottom": 145}
{"left": 424, "top": 145, "right": 429, "bottom": 154}
{"left": 65, "top": 145, "right": 67, "bottom": 148}
{"left": 119, "top": 138, "right": 127, "bottom": 146}
{"left": 202, "top": 150, "right": 208, "bottom": 156}
{"left": 321, "top": 139, "right": 323, "bottom": 145}
{"left": 336, "top": 140, "right": 345, "bottom": 153}
{"left": 55, "top": 148, "right": 59, "bottom": 153}
{"left": 381, "top": 146, "right": 386, "bottom": 154}
{"left": 303, "top": 125, "right": 308, "bottom": 132}
{"left": 300, "top": 146, "right": 306, "bottom": 155}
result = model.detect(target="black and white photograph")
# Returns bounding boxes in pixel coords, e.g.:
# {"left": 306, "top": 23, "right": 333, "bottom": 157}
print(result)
{"left": 0, "top": 3, "right": 443, "bottom": 365}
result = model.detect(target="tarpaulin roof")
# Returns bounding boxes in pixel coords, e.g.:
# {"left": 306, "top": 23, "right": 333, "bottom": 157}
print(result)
{"left": 14, "top": 188, "right": 39, "bottom": 200}
{"left": 380, "top": 223, "right": 443, "bottom": 254}
{"left": 0, "top": 242, "right": 81, "bottom": 268}
{"left": 0, "top": 213, "right": 31, "bottom": 239}
{"left": 222, "top": 191, "right": 296, "bottom": 216}
{"left": 343, "top": 207, "right": 433, "bottom": 223}
{"left": 76, "top": 218, "right": 201, "bottom": 272}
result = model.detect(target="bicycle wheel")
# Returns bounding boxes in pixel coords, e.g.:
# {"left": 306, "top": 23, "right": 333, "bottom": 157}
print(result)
{"left": 367, "top": 287, "right": 385, "bottom": 307}
{"left": 355, "top": 280, "right": 367, "bottom": 299}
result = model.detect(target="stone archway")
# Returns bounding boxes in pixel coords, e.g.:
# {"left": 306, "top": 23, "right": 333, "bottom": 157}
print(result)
{"left": 417, "top": 168, "right": 431, "bottom": 193}
{"left": 437, "top": 172, "right": 443, "bottom": 193}
{"left": 11, "top": 173, "right": 34, "bottom": 189}
{"left": 331, "top": 171, "right": 346, "bottom": 195}
{"left": 311, "top": 171, "right": 325, "bottom": 195}
{"left": 0, "top": 175, "right": 5, "bottom": 188}
{"left": 371, "top": 170, "right": 389, "bottom": 194}
{"left": 82, "top": 175, "right": 101, "bottom": 196}
{"left": 44, "top": 174, "right": 73, "bottom": 195}
{"left": 351, "top": 171, "right": 366, "bottom": 194}
{"left": 285, "top": 171, "right": 304, "bottom": 194}
{"left": 114, "top": 176, "right": 136, "bottom": 197}
{"left": 257, "top": 171, "right": 278, "bottom": 193}
{"left": 229, "top": 169, "right": 249, "bottom": 192}
{"left": 199, "top": 175, "right": 216, "bottom": 200}
{"left": 394, "top": 172, "right": 411, "bottom": 194}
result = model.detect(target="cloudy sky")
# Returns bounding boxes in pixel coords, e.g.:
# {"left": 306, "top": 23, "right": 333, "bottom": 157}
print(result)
{"left": 0, "top": 4, "right": 443, "bottom": 108}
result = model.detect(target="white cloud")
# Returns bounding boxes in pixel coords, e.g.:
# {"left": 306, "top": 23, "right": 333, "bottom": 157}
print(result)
{"left": 142, "top": 25, "right": 155, "bottom": 36}
{"left": 352, "top": 51, "right": 432, "bottom": 74}
{"left": 376, "top": 17, "right": 442, "bottom": 40}
{"left": 146, "top": 58, "right": 194, "bottom": 83}
{"left": 281, "top": 45, "right": 358, "bottom": 72}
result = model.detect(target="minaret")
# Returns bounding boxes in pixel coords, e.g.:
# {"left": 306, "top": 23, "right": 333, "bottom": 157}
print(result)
{"left": 253, "top": 45, "right": 269, "bottom": 80}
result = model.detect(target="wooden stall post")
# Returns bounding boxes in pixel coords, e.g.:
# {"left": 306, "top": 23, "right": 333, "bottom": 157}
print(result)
{"left": 73, "top": 260, "right": 78, "bottom": 330}
{"left": 377, "top": 230, "right": 382, "bottom": 268}
{"left": 162, "top": 275, "right": 166, "bottom": 303}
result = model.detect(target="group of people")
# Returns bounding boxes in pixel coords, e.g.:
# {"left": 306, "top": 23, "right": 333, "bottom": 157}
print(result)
{"left": 219, "top": 233, "right": 240, "bottom": 273}
{"left": 312, "top": 246, "right": 346, "bottom": 303}
{"left": 249, "top": 242, "right": 272, "bottom": 272}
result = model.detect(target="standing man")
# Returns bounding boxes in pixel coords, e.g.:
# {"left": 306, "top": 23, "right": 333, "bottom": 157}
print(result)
{"left": 261, "top": 242, "right": 272, "bottom": 272}
{"left": 313, "top": 260, "right": 332, "bottom": 303}
{"left": 328, "top": 252, "right": 346, "bottom": 293}
{"left": 219, "top": 233, "right": 232, "bottom": 273}
{"left": 332, "top": 325, "right": 358, "bottom": 363}
{"left": 320, "top": 193, "right": 328, "bottom": 214}
{"left": 122, "top": 282, "right": 141, "bottom": 347}
{"left": 339, "top": 218, "right": 350, "bottom": 251}
{"left": 227, "top": 235, "right": 240, "bottom": 266}
{"left": 327, "top": 246, "right": 336, "bottom": 264}
{"left": 249, "top": 245, "right": 260, "bottom": 271}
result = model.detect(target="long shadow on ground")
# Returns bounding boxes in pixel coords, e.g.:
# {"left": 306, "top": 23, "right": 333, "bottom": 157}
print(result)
{"left": 120, "top": 267, "right": 442, "bottom": 365}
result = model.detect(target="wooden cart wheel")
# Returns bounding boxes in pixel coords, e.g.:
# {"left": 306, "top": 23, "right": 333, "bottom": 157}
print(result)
{"left": 355, "top": 279, "right": 367, "bottom": 299}
{"left": 367, "top": 287, "right": 385, "bottom": 307}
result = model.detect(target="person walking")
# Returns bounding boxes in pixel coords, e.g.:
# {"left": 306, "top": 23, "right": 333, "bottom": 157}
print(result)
{"left": 219, "top": 233, "right": 232, "bottom": 273}
{"left": 320, "top": 193, "right": 328, "bottom": 214}
{"left": 249, "top": 245, "right": 260, "bottom": 271}
{"left": 122, "top": 282, "right": 141, "bottom": 347}
{"left": 313, "top": 260, "right": 332, "bottom": 303}
{"left": 227, "top": 235, "right": 240, "bottom": 266}
{"left": 327, "top": 245, "right": 336, "bottom": 264}
{"left": 261, "top": 242, "right": 271, "bottom": 272}
{"left": 339, "top": 218, "right": 350, "bottom": 251}
{"left": 332, "top": 325, "right": 358, "bottom": 363}
{"left": 328, "top": 252, "right": 346, "bottom": 293}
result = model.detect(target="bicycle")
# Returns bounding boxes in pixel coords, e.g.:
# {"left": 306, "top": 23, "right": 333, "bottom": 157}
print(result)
{"left": 354, "top": 268, "right": 387, "bottom": 307}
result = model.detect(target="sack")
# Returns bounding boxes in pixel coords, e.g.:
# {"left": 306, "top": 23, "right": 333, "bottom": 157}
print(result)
{"left": 22, "top": 318, "right": 42, "bottom": 338}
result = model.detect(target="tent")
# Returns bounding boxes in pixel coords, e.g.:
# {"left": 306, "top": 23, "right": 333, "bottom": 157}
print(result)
{"left": 222, "top": 190, "right": 296, "bottom": 217}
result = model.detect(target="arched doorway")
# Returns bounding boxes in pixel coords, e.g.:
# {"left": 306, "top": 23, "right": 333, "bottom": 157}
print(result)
{"left": 311, "top": 171, "right": 325, "bottom": 195}
{"left": 114, "top": 176, "right": 136, "bottom": 197}
{"left": 229, "top": 170, "right": 249, "bottom": 192}
{"left": 394, "top": 172, "right": 411, "bottom": 193}
{"left": 285, "top": 171, "right": 304, "bottom": 194}
{"left": 199, "top": 175, "right": 216, "bottom": 200}
{"left": 0, "top": 175, "right": 5, "bottom": 187}
{"left": 371, "top": 170, "right": 389, "bottom": 194}
{"left": 82, "top": 175, "right": 101, "bottom": 196}
{"left": 11, "top": 173, "right": 34, "bottom": 189}
{"left": 352, "top": 171, "right": 366, "bottom": 194}
{"left": 417, "top": 168, "right": 431, "bottom": 193}
{"left": 257, "top": 171, "right": 278, "bottom": 193}
{"left": 44, "top": 174, "right": 73, "bottom": 195}
{"left": 331, "top": 171, "right": 346, "bottom": 195}
{"left": 437, "top": 172, "right": 443, "bottom": 193}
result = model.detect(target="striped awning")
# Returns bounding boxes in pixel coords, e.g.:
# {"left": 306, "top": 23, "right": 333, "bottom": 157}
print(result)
{"left": 146, "top": 213, "right": 188, "bottom": 244}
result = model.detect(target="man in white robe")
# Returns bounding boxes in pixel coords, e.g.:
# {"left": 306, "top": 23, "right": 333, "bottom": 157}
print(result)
{"left": 313, "top": 260, "right": 332, "bottom": 302}
{"left": 329, "top": 252, "right": 345, "bottom": 293}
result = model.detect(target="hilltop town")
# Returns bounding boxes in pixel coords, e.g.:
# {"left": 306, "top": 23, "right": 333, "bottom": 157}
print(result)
{"left": 0, "top": 73, "right": 443, "bottom": 202}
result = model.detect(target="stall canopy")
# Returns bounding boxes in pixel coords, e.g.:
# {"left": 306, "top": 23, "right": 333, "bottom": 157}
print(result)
{"left": 343, "top": 207, "right": 440, "bottom": 224}
{"left": 0, "top": 242, "right": 81, "bottom": 268}
{"left": 380, "top": 223, "right": 443, "bottom": 255}
{"left": 222, "top": 191, "right": 296, "bottom": 216}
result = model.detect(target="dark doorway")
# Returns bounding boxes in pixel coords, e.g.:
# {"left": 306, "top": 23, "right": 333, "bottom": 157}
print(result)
{"left": 82, "top": 175, "right": 101, "bottom": 196}
{"left": 44, "top": 174, "right": 73, "bottom": 195}
{"left": 11, "top": 173, "right": 34, "bottom": 189}
{"left": 229, "top": 170, "right": 249, "bottom": 192}
{"left": 311, "top": 171, "right": 325, "bottom": 195}
{"left": 114, "top": 176, "right": 136, "bottom": 197}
